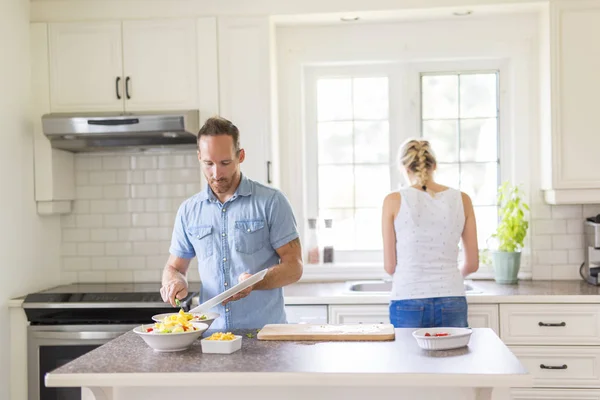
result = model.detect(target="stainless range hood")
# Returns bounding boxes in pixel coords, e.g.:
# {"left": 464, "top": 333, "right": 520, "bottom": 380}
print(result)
{"left": 42, "top": 110, "right": 200, "bottom": 152}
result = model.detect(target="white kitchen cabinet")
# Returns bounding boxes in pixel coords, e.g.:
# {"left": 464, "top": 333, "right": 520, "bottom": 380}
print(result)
{"left": 121, "top": 19, "right": 198, "bottom": 111}
{"left": 541, "top": 0, "right": 600, "bottom": 204}
{"left": 217, "top": 16, "right": 276, "bottom": 185}
{"left": 285, "top": 305, "right": 328, "bottom": 324}
{"left": 48, "top": 18, "right": 204, "bottom": 113}
{"left": 33, "top": 22, "right": 74, "bottom": 214}
{"left": 327, "top": 304, "right": 499, "bottom": 331}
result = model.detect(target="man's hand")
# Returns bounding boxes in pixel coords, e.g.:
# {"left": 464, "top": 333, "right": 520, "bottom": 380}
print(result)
{"left": 222, "top": 272, "right": 255, "bottom": 305}
{"left": 160, "top": 278, "right": 188, "bottom": 307}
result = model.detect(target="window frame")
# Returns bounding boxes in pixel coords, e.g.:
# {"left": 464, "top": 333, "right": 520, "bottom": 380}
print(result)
{"left": 303, "top": 59, "right": 522, "bottom": 276}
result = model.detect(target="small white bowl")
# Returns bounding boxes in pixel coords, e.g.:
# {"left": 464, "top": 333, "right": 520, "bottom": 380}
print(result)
{"left": 134, "top": 322, "right": 209, "bottom": 352}
{"left": 201, "top": 335, "right": 242, "bottom": 354}
{"left": 151, "top": 312, "right": 220, "bottom": 329}
{"left": 412, "top": 327, "right": 472, "bottom": 350}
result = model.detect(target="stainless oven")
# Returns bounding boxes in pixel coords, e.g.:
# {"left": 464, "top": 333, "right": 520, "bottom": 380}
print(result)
{"left": 23, "top": 283, "right": 197, "bottom": 400}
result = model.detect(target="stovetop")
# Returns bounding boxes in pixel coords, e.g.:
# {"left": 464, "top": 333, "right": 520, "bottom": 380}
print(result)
{"left": 23, "top": 283, "right": 199, "bottom": 325}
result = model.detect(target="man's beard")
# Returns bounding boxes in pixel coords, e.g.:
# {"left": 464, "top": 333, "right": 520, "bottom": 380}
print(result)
{"left": 208, "top": 171, "right": 238, "bottom": 194}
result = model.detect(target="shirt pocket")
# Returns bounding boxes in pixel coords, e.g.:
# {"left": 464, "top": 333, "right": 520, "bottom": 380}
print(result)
{"left": 187, "top": 225, "right": 213, "bottom": 260}
{"left": 234, "top": 219, "right": 266, "bottom": 254}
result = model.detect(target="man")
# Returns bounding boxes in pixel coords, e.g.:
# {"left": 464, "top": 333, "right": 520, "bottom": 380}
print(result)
{"left": 160, "top": 116, "right": 303, "bottom": 330}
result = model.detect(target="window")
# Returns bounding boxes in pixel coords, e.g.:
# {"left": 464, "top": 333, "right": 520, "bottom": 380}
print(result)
{"left": 313, "top": 76, "right": 390, "bottom": 251}
{"left": 420, "top": 72, "right": 500, "bottom": 248}
{"left": 305, "top": 65, "right": 504, "bottom": 264}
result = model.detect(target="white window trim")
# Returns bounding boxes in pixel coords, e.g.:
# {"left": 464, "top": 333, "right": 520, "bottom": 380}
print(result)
{"left": 301, "top": 58, "right": 532, "bottom": 280}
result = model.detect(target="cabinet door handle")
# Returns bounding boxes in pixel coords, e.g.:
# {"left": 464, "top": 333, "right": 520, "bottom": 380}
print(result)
{"left": 125, "top": 76, "right": 131, "bottom": 99}
{"left": 267, "top": 161, "right": 272, "bottom": 184}
{"left": 538, "top": 322, "right": 566, "bottom": 327}
{"left": 115, "top": 77, "right": 121, "bottom": 100}
{"left": 540, "top": 364, "right": 567, "bottom": 370}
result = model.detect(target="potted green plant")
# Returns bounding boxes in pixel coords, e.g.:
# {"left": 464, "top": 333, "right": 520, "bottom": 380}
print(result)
{"left": 490, "top": 182, "right": 530, "bottom": 284}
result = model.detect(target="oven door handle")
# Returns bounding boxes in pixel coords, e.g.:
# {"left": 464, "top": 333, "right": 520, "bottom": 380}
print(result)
{"left": 31, "top": 331, "right": 128, "bottom": 340}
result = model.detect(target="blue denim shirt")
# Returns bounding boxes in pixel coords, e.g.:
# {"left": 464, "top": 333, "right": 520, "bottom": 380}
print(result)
{"left": 169, "top": 174, "right": 299, "bottom": 330}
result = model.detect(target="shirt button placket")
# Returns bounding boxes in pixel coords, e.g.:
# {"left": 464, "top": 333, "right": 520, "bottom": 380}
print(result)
{"left": 221, "top": 204, "right": 231, "bottom": 320}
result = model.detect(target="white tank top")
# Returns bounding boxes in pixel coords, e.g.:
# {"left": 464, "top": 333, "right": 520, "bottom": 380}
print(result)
{"left": 391, "top": 187, "right": 466, "bottom": 300}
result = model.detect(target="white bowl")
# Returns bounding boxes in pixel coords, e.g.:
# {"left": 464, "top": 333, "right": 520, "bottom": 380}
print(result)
{"left": 412, "top": 327, "right": 472, "bottom": 350}
{"left": 151, "top": 312, "right": 220, "bottom": 329}
{"left": 201, "top": 335, "right": 242, "bottom": 354}
{"left": 134, "top": 322, "right": 209, "bottom": 352}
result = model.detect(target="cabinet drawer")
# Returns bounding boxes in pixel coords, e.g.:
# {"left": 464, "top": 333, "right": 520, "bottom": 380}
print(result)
{"left": 511, "top": 388, "right": 600, "bottom": 399}
{"left": 500, "top": 304, "right": 600, "bottom": 345}
{"left": 510, "top": 346, "right": 600, "bottom": 388}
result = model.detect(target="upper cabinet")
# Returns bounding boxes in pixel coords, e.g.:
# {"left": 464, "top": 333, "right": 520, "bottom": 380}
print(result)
{"left": 48, "top": 18, "right": 200, "bottom": 113}
{"left": 541, "top": 0, "right": 600, "bottom": 204}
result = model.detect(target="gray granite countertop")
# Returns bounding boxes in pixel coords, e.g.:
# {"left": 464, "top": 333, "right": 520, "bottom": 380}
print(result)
{"left": 45, "top": 328, "right": 529, "bottom": 388}
{"left": 283, "top": 279, "right": 600, "bottom": 304}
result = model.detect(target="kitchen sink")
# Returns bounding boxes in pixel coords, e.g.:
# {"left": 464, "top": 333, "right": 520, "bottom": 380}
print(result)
{"left": 346, "top": 280, "right": 483, "bottom": 295}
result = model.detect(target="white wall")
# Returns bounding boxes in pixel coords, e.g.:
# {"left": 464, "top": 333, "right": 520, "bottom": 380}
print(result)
{"left": 0, "top": 1, "right": 62, "bottom": 398}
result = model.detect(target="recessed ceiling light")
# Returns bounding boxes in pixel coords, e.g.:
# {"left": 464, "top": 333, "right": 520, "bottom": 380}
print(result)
{"left": 340, "top": 16, "right": 360, "bottom": 22}
{"left": 453, "top": 10, "right": 473, "bottom": 16}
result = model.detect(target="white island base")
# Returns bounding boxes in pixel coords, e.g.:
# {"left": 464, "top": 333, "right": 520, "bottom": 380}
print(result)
{"left": 46, "top": 328, "right": 530, "bottom": 400}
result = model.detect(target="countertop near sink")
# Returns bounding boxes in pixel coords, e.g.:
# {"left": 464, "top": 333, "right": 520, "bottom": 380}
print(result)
{"left": 283, "top": 280, "right": 600, "bottom": 305}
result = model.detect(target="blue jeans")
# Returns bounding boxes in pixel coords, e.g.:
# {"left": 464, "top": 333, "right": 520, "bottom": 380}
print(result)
{"left": 389, "top": 297, "right": 469, "bottom": 328}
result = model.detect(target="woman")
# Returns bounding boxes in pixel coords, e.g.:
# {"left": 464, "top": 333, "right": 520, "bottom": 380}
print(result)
{"left": 381, "top": 139, "right": 479, "bottom": 328}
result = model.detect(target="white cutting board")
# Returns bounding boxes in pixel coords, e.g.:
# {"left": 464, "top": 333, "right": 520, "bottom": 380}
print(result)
{"left": 257, "top": 323, "right": 396, "bottom": 341}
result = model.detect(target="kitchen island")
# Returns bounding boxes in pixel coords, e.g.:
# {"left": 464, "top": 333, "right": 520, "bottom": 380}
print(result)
{"left": 45, "top": 327, "right": 530, "bottom": 400}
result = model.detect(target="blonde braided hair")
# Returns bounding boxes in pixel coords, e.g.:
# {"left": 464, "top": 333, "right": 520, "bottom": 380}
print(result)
{"left": 399, "top": 139, "right": 437, "bottom": 191}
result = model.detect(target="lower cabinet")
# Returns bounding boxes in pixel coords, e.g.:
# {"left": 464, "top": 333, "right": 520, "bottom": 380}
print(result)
{"left": 327, "top": 304, "right": 499, "bottom": 333}
{"left": 511, "top": 389, "right": 600, "bottom": 399}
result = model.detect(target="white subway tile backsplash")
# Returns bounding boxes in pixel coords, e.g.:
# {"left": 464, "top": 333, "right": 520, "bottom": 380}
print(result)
{"left": 551, "top": 234, "right": 583, "bottom": 250}
{"left": 131, "top": 184, "right": 158, "bottom": 198}
{"left": 551, "top": 205, "right": 582, "bottom": 219}
{"left": 103, "top": 214, "right": 131, "bottom": 228}
{"left": 116, "top": 170, "right": 144, "bottom": 184}
{"left": 583, "top": 205, "right": 600, "bottom": 218}
{"left": 61, "top": 214, "right": 76, "bottom": 228}
{"left": 76, "top": 186, "right": 103, "bottom": 199}
{"left": 77, "top": 242, "right": 105, "bottom": 256}
{"left": 146, "top": 256, "right": 168, "bottom": 269}
{"left": 145, "top": 198, "right": 172, "bottom": 213}
{"left": 171, "top": 169, "right": 200, "bottom": 183}
{"left": 61, "top": 243, "right": 77, "bottom": 256}
{"left": 118, "top": 228, "right": 146, "bottom": 241}
{"left": 60, "top": 271, "right": 78, "bottom": 285}
{"left": 532, "top": 235, "right": 552, "bottom": 250}
{"left": 133, "top": 242, "right": 165, "bottom": 256}
{"left": 531, "top": 264, "right": 553, "bottom": 280}
{"left": 144, "top": 170, "right": 170, "bottom": 184}
{"left": 146, "top": 227, "right": 172, "bottom": 241}
{"left": 536, "top": 250, "right": 568, "bottom": 265}
{"left": 63, "top": 257, "right": 91, "bottom": 271}
{"left": 75, "top": 171, "right": 89, "bottom": 185}
{"left": 158, "top": 213, "right": 176, "bottom": 227}
{"left": 90, "top": 200, "right": 118, "bottom": 214}
{"left": 117, "top": 199, "right": 145, "bottom": 213}
{"left": 63, "top": 228, "right": 90, "bottom": 242}
{"left": 89, "top": 171, "right": 116, "bottom": 185}
{"left": 78, "top": 271, "right": 107, "bottom": 283}
{"left": 132, "top": 213, "right": 159, "bottom": 227}
{"left": 76, "top": 214, "right": 104, "bottom": 228}
{"left": 568, "top": 249, "right": 585, "bottom": 265}
{"left": 134, "top": 270, "right": 160, "bottom": 283}
{"left": 90, "top": 228, "right": 118, "bottom": 242}
{"left": 75, "top": 156, "right": 102, "bottom": 171}
{"left": 103, "top": 185, "right": 130, "bottom": 199}
{"left": 106, "top": 242, "right": 133, "bottom": 256}
{"left": 532, "top": 219, "right": 567, "bottom": 235}
{"left": 552, "top": 264, "right": 581, "bottom": 280}
{"left": 158, "top": 155, "right": 186, "bottom": 169}
{"left": 158, "top": 184, "right": 187, "bottom": 198}
{"left": 72, "top": 200, "right": 90, "bottom": 214}
{"left": 118, "top": 256, "right": 146, "bottom": 270}
{"left": 531, "top": 203, "right": 552, "bottom": 219}
{"left": 567, "top": 219, "right": 584, "bottom": 234}
{"left": 131, "top": 155, "right": 158, "bottom": 170}
{"left": 185, "top": 154, "right": 198, "bottom": 168}
{"left": 106, "top": 271, "right": 134, "bottom": 283}
{"left": 102, "top": 156, "right": 131, "bottom": 170}
{"left": 91, "top": 257, "right": 119, "bottom": 270}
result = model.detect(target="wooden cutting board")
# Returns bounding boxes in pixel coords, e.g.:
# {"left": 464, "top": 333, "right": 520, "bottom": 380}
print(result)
{"left": 257, "top": 323, "right": 396, "bottom": 341}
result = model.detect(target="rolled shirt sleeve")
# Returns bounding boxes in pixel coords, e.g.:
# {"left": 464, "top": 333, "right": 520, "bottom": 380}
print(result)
{"left": 169, "top": 204, "right": 196, "bottom": 259}
{"left": 267, "top": 191, "right": 300, "bottom": 250}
